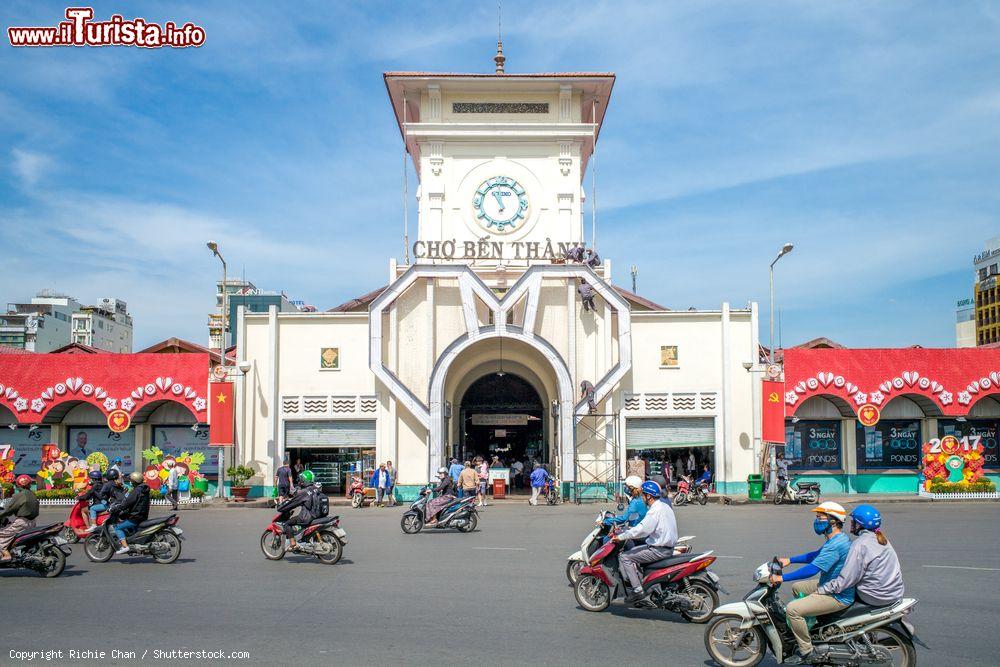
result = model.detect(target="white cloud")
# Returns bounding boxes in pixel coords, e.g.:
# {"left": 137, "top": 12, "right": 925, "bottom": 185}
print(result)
{"left": 10, "top": 148, "right": 53, "bottom": 188}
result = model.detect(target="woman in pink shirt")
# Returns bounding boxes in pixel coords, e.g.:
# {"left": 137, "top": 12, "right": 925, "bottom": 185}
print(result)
{"left": 475, "top": 457, "right": 489, "bottom": 507}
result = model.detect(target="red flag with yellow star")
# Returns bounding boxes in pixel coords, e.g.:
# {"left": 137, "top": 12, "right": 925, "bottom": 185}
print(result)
{"left": 762, "top": 380, "right": 786, "bottom": 444}
{"left": 209, "top": 382, "right": 234, "bottom": 446}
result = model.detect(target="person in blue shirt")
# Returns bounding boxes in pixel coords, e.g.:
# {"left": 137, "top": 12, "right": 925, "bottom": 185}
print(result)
{"left": 447, "top": 458, "right": 464, "bottom": 496}
{"left": 604, "top": 475, "right": 647, "bottom": 528}
{"left": 528, "top": 464, "right": 550, "bottom": 505}
{"left": 771, "top": 502, "right": 854, "bottom": 664}
{"left": 695, "top": 465, "right": 712, "bottom": 487}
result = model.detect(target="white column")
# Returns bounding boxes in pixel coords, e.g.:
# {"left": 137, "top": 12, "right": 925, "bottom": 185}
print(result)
{"left": 720, "top": 303, "right": 732, "bottom": 489}
{"left": 267, "top": 305, "right": 280, "bottom": 477}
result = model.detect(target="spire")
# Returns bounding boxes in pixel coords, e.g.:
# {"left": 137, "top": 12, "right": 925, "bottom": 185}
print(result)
{"left": 494, "top": 1, "right": 505, "bottom": 74}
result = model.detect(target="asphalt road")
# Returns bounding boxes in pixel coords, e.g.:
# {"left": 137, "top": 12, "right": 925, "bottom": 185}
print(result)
{"left": 3, "top": 500, "right": 999, "bottom": 666}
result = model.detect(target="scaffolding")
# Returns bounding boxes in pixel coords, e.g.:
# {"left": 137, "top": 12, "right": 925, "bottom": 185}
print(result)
{"left": 572, "top": 411, "right": 622, "bottom": 503}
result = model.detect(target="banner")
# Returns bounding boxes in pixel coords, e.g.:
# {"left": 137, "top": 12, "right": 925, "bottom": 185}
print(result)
{"left": 209, "top": 382, "right": 234, "bottom": 446}
{"left": 152, "top": 426, "right": 219, "bottom": 475}
{"left": 0, "top": 426, "right": 52, "bottom": 475}
{"left": 67, "top": 427, "right": 136, "bottom": 473}
{"left": 762, "top": 380, "right": 785, "bottom": 443}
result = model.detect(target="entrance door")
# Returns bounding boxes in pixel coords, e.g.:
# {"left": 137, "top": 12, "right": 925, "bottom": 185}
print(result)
{"left": 284, "top": 420, "right": 376, "bottom": 492}
{"left": 459, "top": 373, "right": 545, "bottom": 470}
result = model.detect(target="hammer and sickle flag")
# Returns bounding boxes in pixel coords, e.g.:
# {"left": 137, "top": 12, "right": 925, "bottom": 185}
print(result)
{"left": 762, "top": 380, "right": 786, "bottom": 444}
{"left": 209, "top": 382, "right": 235, "bottom": 446}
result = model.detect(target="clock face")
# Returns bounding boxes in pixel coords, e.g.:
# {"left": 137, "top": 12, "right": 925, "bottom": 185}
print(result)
{"left": 473, "top": 176, "right": 529, "bottom": 233}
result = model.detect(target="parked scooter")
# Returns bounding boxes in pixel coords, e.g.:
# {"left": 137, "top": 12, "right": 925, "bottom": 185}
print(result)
{"left": 543, "top": 476, "right": 560, "bottom": 505}
{"left": 347, "top": 475, "right": 374, "bottom": 509}
{"left": 773, "top": 476, "right": 820, "bottom": 505}
{"left": 401, "top": 487, "right": 478, "bottom": 534}
{"left": 573, "top": 523, "right": 722, "bottom": 622}
{"left": 61, "top": 497, "right": 108, "bottom": 543}
{"left": 704, "top": 559, "right": 919, "bottom": 666}
{"left": 260, "top": 513, "right": 347, "bottom": 564}
{"left": 0, "top": 516, "right": 71, "bottom": 577}
{"left": 565, "top": 510, "right": 694, "bottom": 584}
{"left": 674, "top": 475, "right": 693, "bottom": 506}
{"left": 84, "top": 513, "right": 184, "bottom": 564}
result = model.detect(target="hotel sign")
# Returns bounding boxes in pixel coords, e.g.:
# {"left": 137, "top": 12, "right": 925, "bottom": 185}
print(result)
{"left": 413, "top": 239, "right": 584, "bottom": 261}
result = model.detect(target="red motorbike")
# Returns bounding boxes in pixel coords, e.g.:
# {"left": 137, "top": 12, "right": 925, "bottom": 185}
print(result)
{"left": 347, "top": 474, "right": 374, "bottom": 508}
{"left": 61, "top": 498, "right": 109, "bottom": 543}
{"left": 573, "top": 524, "right": 722, "bottom": 623}
{"left": 260, "top": 512, "right": 348, "bottom": 564}
{"left": 673, "top": 476, "right": 692, "bottom": 506}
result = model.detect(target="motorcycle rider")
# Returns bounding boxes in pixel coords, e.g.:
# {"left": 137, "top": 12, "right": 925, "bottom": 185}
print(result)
{"left": 275, "top": 470, "right": 319, "bottom": 549}
{"left": 108, "top": 456, "right": 124, "bottom": 478}
{"left": 605, "top": 475, "right": 647, "bottom": 528}
{"left": 424, "top": 467, "right": 457, "bottom": 526}
{"left": 77, "top": 469, "right": 106, "bottom": 531}
{"left": 611, "top": 481, "right": 678, "bottom": 608}
{"left": 817, "top": 504, "right": 904, "bottom": 607}
{"left": 771, "top": 501, "right": 854, "bottom": 664}
{"left": 101, "top": 468, "right": 127, "bottom": 506}
{"left": 0, "top": 475, "right": 39, "bottom": 563}
{"left": 110, "top": 471, "right": 151, "bottom": 555}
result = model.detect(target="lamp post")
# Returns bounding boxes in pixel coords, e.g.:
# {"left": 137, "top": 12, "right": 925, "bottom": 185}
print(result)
{"left": 767, "top": 242, "right": 793, "bottom": 493}
{"left": 206, "top": 241, "right": 227, "bottom": 499}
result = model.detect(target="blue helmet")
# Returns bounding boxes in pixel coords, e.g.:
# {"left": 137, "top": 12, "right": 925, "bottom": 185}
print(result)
{"left": 112, "top": 457, "right": 123, "bottom": 464}
{"left": 851, "top": 504, "right": 882, "bottom": 532}
{"left": 641, "top": 481, "right": 662, "bottom": 498}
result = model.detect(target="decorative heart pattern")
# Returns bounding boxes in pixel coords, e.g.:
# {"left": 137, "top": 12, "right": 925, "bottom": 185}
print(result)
{"left": 931, "top": 381, "right": 943, "bottom": 394}
{"left": 991, "top": 371, "right": 1000, "bottom": 386}
{"left": 132, "top": 388, "right": 144, "bottom": 400}
{"left": 41, "top": 388, "right": 54, "bottom": 400}
{"left": 184, "top": 387, "right": 196, "bottom": 399}
{"left": 967, "top": 382, "right": 979, "bottom": 394}
{"left": 95, "top": 388, "right": 107, "bottom": 400}
{"left": 902, "top": 371, "right": 918, "bottom": 386}
{"left": 795, "top": 381, "right": 807, "bottom": 394}
{"left": 66, "top": 377, "right": 83, "bottom": 392}
{"left": 846, "top": 383, "right": 858, "bottom": 395}
{"left": 5, "top": 388, "right": 18, "bottom": 400}
{"left": 817, "top": 372, "right": 833, "bottom": 386}
{"left": 156, "top": 377, "right": 172, "bottom": 391}
{"left": 879, "top": 381, "right": 892, "bottom": 393}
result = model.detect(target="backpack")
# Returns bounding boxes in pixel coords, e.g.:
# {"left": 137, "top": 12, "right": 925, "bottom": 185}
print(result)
{"left": 311, "top": 490, "right": 329, "bottom": 518}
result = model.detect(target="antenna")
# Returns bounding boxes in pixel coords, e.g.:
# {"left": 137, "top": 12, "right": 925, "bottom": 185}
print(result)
{"left": 494, "top": 1, "right": 506, "bottom": 74}
{"left": 630, "top": 265, "right": 638, "bottom": 293}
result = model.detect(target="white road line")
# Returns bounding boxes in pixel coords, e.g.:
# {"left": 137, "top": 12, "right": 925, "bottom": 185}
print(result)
{"left": 472, "top": 547, "right": 527, "bottom": 551}
{"left": 714, "top": 555, "right": 744, "bottom": 559}
{"left": 923, "top": 565, "right": 1000, "bottom": 572}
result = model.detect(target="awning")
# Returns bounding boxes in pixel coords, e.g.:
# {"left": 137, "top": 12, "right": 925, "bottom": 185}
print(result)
{"left": 625, "top": 417, "right": 715, "bottom": 450}
{"left": 285, "top": 420, "right": 376, "bottom": 448}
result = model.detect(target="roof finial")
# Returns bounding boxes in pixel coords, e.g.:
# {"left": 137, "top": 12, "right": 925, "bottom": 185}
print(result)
{"left": 494, "top": 1, "right": 505, "bottom": 74}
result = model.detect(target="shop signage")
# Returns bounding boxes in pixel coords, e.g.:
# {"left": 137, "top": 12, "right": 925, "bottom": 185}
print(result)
{"left": 472, "top": 414, "right": 529, "bottom": 426}
{"left": 857, "top": 404, "right": 880, "bottom": 427}
{"left": 107, "top": 409, "right": 131, "bottom": 433}
{"left": 412, "top": 238, "right": 583, "bottom": 261}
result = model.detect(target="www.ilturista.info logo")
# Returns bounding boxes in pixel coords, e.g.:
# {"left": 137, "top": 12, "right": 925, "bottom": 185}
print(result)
{"left": 8, "top": 7, "right": 205, "bottom": 48}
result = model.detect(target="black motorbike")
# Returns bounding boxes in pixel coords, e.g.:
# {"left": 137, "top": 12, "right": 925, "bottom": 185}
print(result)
{"left": 401, "top": 488, "right": 478, "bottom": 534}
{"left": 0, "top": 517, "right": 71, "bottom": 577}
{"left": 84, "top": 513, "right": 184, "bottom": 564}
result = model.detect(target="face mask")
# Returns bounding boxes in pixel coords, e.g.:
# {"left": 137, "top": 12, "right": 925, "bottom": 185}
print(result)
{"left": 813, "top": 518, "right": 831, "bottom": 535}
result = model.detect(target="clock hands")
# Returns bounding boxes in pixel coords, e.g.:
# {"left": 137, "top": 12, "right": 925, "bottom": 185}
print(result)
{"left": 491, "top": 188, "right": 506, "bottom": 212}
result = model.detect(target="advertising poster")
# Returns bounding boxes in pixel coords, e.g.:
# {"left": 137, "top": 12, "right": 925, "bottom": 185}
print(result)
{"left": 0, "top": 426, "right": 53, "bottom": 475}
{"left": 939, "top": 419, "right": 999, "bottom": 468}
{"left": 785, "top": 420, "right": 841, "bottom": 470}
{"left": 856, "top": 420, "right": 920, "bottom": 469}
{"left": 152, "top": 426, "right": 218, "bottom": 475}
{"left": 67, "top": 427, "right": 136, "bottom": 472}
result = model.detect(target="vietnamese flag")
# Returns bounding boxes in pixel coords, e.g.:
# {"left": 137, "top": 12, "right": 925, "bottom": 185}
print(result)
{"left": 209, "top": 382, "right": 235, "bottom": 446}
{"left": 762, "top": 380, "right": 786, "bottom": 444}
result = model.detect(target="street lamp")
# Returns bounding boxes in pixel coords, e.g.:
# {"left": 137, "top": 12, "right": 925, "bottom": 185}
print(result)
{"left": 767, "top": 242, "right": 793, "bottom": 494}
{"left": 206, "top": 241, "right": 228, "bottom": 499}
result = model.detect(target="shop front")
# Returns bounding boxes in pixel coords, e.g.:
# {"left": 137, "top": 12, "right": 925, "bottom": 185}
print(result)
{"left": 284, "top": 420, "right": 377, "bottom": 493}
{"left": 624, "top": 417, "right": 716, "bottom": 487}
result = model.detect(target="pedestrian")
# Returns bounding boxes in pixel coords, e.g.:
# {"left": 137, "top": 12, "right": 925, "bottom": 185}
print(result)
{"left": 577, "top": 278, "right": 596, "bottom": 312}
{"left": 274, "top": 459, "right": 293, "bottom": 504}
{"left": 476, "top": 456, "right": 490, "bottom": 507}
{"left": 512, "top": 458, "right": 524, "bottom": 490}
{"left": 580, "top": 380, "right": 597, "bottom": 414}
{"left": 385, "top": 460, "right": 397, "bottom": 506}
{"left": 529, "top": 463, "right": 550, "bottom": 506}
{"left": 293, "top": 458, "right": 304, "bottom": 484}
{"left": 165, "top": 457, "right": 182, "bottom": 511}
{"left": 370, "top": 463, "right": 391, "bottom": 508}
{"left": 687, "top": 451, "right": 696, "bottom": 475}
{"left": 448, "top": 457, "right": 464, "bottom": 490}
{"left": 459, "top": 460, "right": 478, "bottom": 499}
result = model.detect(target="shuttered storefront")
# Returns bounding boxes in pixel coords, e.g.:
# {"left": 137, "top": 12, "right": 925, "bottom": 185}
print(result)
{"left": 625, "top": 417, "right": 715, "bottom": 449}
{"left": 284, "top": 420, "right": 376, "bottom": 448}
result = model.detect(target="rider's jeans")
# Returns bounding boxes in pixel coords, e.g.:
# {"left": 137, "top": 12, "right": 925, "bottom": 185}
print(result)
{"left": 114, "top": 519, "right": 137, "bottom": 541}
{"left": 785, "top": 581, "right": 849, "bottom": 653}
{"left": 619, "top": 544, "right": 674, "bottom": 592}
{"left": 89, "top": 503, "right": 108, "bottom": 521}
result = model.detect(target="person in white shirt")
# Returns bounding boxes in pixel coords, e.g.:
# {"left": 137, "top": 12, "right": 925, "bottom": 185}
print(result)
{"left": 165, "top": 459, "right": 181, "bottom": 511}
{"left": 612, "top": 480, "right": 678, "bottom": 606}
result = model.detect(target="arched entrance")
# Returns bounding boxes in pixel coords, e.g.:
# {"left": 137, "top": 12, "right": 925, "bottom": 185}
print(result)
{"left": 458, "top": 373, "right": 545, "bottom": 466}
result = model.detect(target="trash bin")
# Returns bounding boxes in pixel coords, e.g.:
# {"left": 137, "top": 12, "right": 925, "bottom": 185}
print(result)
{"left": 747, "top": 474, "right": 764, "bottom": 501}
{"left": 492, "top": 478, "right": 506, "bottom": 499}
{"left": 193, "top": 477, "right": 209, "bottom": 494}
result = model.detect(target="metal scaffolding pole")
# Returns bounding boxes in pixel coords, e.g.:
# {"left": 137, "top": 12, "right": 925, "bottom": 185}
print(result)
{"left": 572, "top": 410, "right": 621, "bottom": 504}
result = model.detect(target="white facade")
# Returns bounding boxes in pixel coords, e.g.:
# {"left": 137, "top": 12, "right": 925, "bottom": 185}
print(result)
{"left": 1, "top": 292, "right": 80, "bottom": 351}
{"left": 234, "top": 66, "right": 760, "bottom": 497}
{"left": 72, "top": 298, "right": 133, "bottom": 352}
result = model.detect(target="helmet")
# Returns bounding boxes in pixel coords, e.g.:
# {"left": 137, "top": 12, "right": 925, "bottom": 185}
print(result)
{"left": 128, "top": 471, "right": 144, "bottom": 485}
{"left": 812, "top": 501, "right": 847, "bottom": 523}
{"left": 437, "top": 467, "right": 448, "bottom": 475}
{"left": 850, "top": 504, "right": 882, "bottom": 532}
{"left": 298, "top": 469, "right": 315, "bottom": 485}
{"left": 15, "top": 474, "right": 32, "bottom": 488}
{"left": 623, "top": 475, "right": 643, "bottom": 491}
{"left": 88, "top": 470, "right": 103, "bottom": 482}
{"left": 106, "top": 469, "right": 121, "bottom": 481}
{"left": 112, "top": 457, "right": 123, "bottom": 464}
{"left": 641, "top": 480, "right": 662, "bottom": 498}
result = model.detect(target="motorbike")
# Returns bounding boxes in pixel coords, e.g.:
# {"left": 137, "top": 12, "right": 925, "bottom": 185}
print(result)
{"left": 401, "top": 487, "right": 478, "bottom": 534}
{"left": 704, "top": 559, "right": 919, "bottom": 667}
{"left": 61, "top": 497, "right": 109, "bottom": 543}
{"left": 84, "top": 513, "right": 184, "bottom": 564}
{"left": 347, "top": 475, "right": 375, "bottom": 509}
{"left": 674, "top": 476, "right": 693, "bottom": 506}
{"left": 565, "top": 510, "right": 695, "bottom": 584}
{"left": 260, "top": 513, "right": 347, "bottom": 564}
{"left": 774, "top": 476, "right": 820, "bottom": 505}
{"left": 573, "top": 523, "right": 722, "bottom": 623}
{"left": 543, "top": 476, "right": 559, "bottom": 505}
{"left": 0, "top": 517, "right": 71, "bottom": 577}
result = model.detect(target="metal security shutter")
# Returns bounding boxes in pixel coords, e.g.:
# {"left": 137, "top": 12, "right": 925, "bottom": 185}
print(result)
{"left": 284, "top": 420, "right": 376, "bottom": 447}
{"left": 625, "top": 417, "right": 715, "bottom": 449}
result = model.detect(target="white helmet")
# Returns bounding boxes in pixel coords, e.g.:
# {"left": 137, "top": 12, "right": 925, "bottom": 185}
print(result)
{"left": 437, "top": 467, "right": 448, "bottom": 476}
{"left": 623, "top": 475, "right": 643, "bottom": 491}
{"left": 812, "top": 501, "right": 847, "bottom": 523}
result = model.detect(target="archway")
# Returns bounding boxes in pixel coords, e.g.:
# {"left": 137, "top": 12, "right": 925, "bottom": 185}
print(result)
{"left": 458, "top": 373, "right": 545, "bottom": 468}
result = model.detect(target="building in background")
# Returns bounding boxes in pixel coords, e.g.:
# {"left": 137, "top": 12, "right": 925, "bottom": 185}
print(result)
{"left": 956, "top": 297, "right": 976, "bottom": 348}
{"left": 1, "top": 291, "right": 81, "bottom": 351}
{"left": 71, "top": 298, "right": 134, "bottom": 352}
{"left": 207, "top": 279, "right": 300, "bottom": 350}
{"left": 974, "top": 236, "right": 1000, "bottom": 346}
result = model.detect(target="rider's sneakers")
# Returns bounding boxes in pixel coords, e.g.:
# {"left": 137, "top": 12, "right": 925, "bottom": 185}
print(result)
{"left": 114, "top": 547, "right": 129, "bottom": 555}
{"left": 783, "top": 648, "right": 816, "bottom": 665}
{"left": 85, "top": 525, "right": 98, "bottom": 533}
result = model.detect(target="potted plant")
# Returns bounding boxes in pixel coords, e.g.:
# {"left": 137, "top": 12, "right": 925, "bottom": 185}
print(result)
{"left": 227, "top": 464, "right": 256, "bottom": 502}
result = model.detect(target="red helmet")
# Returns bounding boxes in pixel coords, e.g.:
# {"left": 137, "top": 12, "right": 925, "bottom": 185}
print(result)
{"left": 15, "top": 474, "right": 32, "bottom": 488}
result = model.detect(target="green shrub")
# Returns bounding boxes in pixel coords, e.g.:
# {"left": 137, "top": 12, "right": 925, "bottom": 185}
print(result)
{"left": 226, "top": 465, "right": 255, "bottom": 488}
{"left": 928, "top": 478, "right": 996, "bottom": 494}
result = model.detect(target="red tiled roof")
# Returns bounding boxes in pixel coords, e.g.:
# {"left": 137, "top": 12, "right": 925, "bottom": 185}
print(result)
{"left": 50, "top": 342, "right": 103, "bottom": 354}
{"left": 328, "top": 286, "right": 389, "bottom": 312}
{"left": 614, "top": 286, "right": 668, "bottom": 312}
{"left": 0, "top": 345, "right": 33, "bottom": 354}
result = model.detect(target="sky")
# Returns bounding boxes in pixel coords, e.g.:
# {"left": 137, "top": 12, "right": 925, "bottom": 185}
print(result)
{"left": 2, "top": 0, "right": 999, "bottom": 350}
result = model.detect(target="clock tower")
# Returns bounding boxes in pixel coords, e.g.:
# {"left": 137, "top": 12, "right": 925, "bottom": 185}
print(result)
{"left": 384, "top": 66, "right": 614, "bottom": 265}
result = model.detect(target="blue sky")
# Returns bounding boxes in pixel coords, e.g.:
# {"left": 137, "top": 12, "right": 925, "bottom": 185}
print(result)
{"left": 2, "top": 1, "right": 998, "bottom": 349}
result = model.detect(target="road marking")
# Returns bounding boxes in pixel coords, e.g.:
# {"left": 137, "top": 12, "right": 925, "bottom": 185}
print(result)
{"left": 923, "top": 565, "right": 1000, "bottom": 572}
{"left": 472, "top": 547, "right": 527, "bottom": 551}
{"left": 714, "top": 555, "right": 744, "bottom": 559}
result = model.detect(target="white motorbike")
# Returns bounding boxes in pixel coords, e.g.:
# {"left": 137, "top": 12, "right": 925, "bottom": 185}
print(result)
{"left": 565, "top": 510, "right": 692, "bottom": 584}
{"left": 704, "top": 559, "right": 919, "bottom": 666}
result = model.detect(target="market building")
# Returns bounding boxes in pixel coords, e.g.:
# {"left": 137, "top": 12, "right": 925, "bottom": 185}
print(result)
{"left": 782, "top": 344, "right": 1000, "bottom": 493}
{"left": 234, "top": 55, "right": 762, "bottom": 500}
